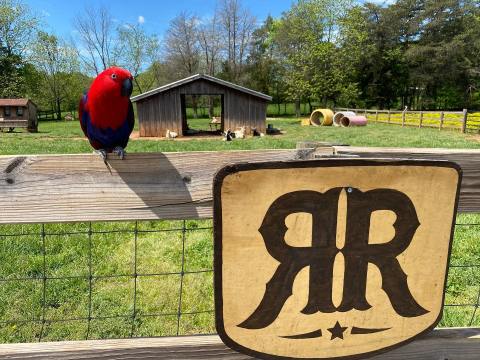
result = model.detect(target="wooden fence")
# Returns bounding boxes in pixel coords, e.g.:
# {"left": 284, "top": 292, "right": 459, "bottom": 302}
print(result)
{"left": 334, "top": 108, "right": 480, "bottom": 133}
{"left": 37, "top": 110, "right": 56, "bottom": 121}
{"left": 0, "top": 145, "right": 479, "bottom": 358}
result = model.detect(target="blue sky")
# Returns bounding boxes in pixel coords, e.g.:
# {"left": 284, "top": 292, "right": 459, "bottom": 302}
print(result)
{"left": 26, "top": 0, "right": 297, "bottom": 39}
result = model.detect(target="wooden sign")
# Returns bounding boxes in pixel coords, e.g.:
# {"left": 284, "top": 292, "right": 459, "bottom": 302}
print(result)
{"left": 213, "top": 159, "right": 461, "bottom": 360}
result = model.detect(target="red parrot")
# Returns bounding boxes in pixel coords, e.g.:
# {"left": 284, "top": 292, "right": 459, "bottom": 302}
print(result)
{"left": 79, "top": 66, "right": 134, "bottom": 160}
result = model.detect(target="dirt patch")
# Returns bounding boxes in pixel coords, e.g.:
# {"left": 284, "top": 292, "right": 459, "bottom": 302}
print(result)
{"left": 73, "top": 130, "right": 281, "bottom": 142}
{"left": 129, "top": 131, "right": 224, "bottom": 141}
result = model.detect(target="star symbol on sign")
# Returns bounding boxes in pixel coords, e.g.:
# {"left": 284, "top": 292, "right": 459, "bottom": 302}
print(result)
{"left": 327, "top": 321, "right": 348, "bottom": 340}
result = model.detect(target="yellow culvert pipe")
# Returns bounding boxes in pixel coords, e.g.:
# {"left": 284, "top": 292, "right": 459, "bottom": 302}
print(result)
{"left": 309, "top": 109, "right": 334, "bottom": 126}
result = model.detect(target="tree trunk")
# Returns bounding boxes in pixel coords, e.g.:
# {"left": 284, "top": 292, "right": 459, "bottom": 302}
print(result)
{"left": 208, "top": 97, "right": 214, "bottom": 118}
{"left": 192, "top": 95, "right": 198, "bottom": 119}
{"left": 295, "top": 98, "right": 301, "bottom": 117}
{"left": 56, "top": 98, "right": 62, "bottom": 121}
{"left": 308, "top": 99, "right": 312, "bottom": 114}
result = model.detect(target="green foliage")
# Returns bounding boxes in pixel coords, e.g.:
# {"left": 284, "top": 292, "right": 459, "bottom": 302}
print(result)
{"left": 116, "top": 23, "right": 160, "bottom": 93}
{"left": 0, "top": 0, "right": 38, "bottom": 98}
{"left": 354, "top": 0, "right": 480, "bottom": 110}
{"left": 0, "top": 47, "right": 25, "bottom": 97}
{"left": 31, "top": 32, "right": 84, "bottom": 118}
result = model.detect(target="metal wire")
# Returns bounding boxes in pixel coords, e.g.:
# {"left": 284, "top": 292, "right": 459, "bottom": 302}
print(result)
{"left": 0, "top": 218, "right": 477, "bottom": 342}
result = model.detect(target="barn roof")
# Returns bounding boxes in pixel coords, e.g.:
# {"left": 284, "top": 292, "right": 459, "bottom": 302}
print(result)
{"left": 131, "top": 74, "right": 272, "bottom": 102}
{"left": 0, "top": 99, "right": 30, "bottom": 107}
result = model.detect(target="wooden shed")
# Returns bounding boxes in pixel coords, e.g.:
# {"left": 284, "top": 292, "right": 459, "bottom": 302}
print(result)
{"left": 0, "top": 98, "right": 38, "bottom": 132}
{"left": 131, "top": 74, "right": 272, "bottom": 137}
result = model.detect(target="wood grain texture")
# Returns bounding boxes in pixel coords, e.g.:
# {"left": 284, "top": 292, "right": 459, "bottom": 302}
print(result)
{"left": 333, "top": 146, "right": 480, "bottom": 213}
{"left": 0, "top": 120, "right": 28, "bottom": 128}
{"left": 0, "top": 329, "right": 478, "bottom": 359}
{"left": 1, "top": 146, "right": 479, "bottom": 224}
{"left": 0, "top": 149, "right": 326, "bottom": 224}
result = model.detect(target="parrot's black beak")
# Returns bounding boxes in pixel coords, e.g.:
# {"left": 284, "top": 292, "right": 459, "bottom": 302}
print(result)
{"left": 122, "top": 78, "right": 133, "bottom": 97}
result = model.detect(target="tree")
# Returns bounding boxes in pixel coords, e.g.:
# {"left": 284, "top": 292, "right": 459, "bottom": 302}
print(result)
{"left": 0, "top": 0, "right": 38, "bottom": 57}
{"left": 164, "top": 12, "right": 201, "bottom": 117}
{"left": 136, "top": 60, "right": 173, "bottom": 93}
{"left": 246, "top": 16, "right": 286, "bottom": 112}
{"left": 274, "top": 0, "right": 353, "bottom": 114}
{"left": 74, "top": 5, "right": 117, "bottom": 75}
{"left": 334, "top": 6, "right": 372, "bottom": 107}
{"left": 352, "top": 2, "right": 412, "bottom": 109}
{"left": 31, "top": 31, "right": 80, "bottom": 120}
{"left": 0, "top": 0, "right": 38, "bottom": 97}
{"left": 218, "top": 0, "right": 256, "bottom": 83}
{"left": 117, "top": 23, "right": 160, "bottom": 93}
{"left": 164, "top": 12, "right": 201, "bottom": 78}
{"left": 405, "top": 0, "right": 480, "bottom": 109}
{"left": 198, "top": 10, "right": 221, "bottom": 76}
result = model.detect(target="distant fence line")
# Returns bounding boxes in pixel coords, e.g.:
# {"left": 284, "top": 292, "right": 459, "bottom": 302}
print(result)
{"left": 335, "top": 108, "right": 480, "bottom": 133}
{"left": 37, "top": 110, "right": 56, "bottom": 121}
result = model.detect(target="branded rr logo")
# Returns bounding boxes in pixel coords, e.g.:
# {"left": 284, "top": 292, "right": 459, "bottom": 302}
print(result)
{"left": 214, "top": 160, "right": 461, "bottom": 360}
{"left": 240, "top": 188, "right": 427, "bottom": 332}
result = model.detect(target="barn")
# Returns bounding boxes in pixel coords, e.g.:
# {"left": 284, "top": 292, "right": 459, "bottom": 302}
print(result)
{"left": 0, "top": 99, "right": 38, "bottom": 132}
{"left": 131, "top": 74, "right": 272, "bottom": 137}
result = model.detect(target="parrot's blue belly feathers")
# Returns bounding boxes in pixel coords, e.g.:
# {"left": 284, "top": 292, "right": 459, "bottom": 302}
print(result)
{"left": 86, "top": 117, "right": 132, "bottom": 150}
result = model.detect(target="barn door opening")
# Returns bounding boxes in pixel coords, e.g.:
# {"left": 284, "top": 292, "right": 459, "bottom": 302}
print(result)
{"left": 182, "top": 94, "right": 223, "bottom": 136}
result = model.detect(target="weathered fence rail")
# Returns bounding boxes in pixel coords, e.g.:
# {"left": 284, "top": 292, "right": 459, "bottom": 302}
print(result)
{"left": 0, "top": 148, "right": 331, "bottom": 224}
{"left": 334, "top": 107, "right": 479, "bottom": 132}
{"left": 0, "top": 328, "right": 478, "bottom": 360}
{"left": 2, "top": 146, "right": 479, "bottom": 223}
{"left": 1, "top": 146, "right": 480, "bottom": 358}
{"left": 332, "top": 146, "right": 480, "bottom": 213}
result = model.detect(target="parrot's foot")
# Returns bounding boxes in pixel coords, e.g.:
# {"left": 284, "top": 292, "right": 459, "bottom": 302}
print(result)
{"left": 113, "top": 146, "right": 126, "bottom": 160}
{"left": 94, "top": 149, "right": 107, "bottom": 162}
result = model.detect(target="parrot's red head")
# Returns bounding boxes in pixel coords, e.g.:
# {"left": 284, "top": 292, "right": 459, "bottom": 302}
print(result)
{"left": 92, "top": 67, "right": 134, "bottom": 98}
{"left": 87, "top": 66, "right": 134, "bottom": 129}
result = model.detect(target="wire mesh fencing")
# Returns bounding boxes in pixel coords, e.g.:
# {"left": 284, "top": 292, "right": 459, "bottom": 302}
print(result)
{"left": 0, "top": 220, "right": 214, "bottom": 342}
{"left": 0, "top": 215, "right": 478, "bottom": 343}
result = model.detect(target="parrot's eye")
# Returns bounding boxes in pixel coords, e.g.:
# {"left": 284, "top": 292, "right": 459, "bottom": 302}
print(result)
{"left": 111, "top": 74, "right": 117, "bottom": 79}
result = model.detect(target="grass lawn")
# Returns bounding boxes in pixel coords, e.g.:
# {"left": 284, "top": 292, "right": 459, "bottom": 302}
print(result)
{"left": 0, "top": 117, "right": 479, "bottom": 155}
{"left": 0, "top": 118, "right": 479, "bottom": 342}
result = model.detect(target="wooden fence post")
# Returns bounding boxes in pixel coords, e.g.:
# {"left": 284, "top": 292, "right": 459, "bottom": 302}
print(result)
{"left": 375, "top": 110, "right": 378, "bottom": 122}
{"left": 439, "top": 111, "right": 444, "bottom": 130}
{"left": 402, "top": 110, "right": 406, "bottom": 127}
{"left": 419, "top": 111, "right": 424, "bottom": 128}
{"left": 462, "top": 109, "right": 468, "bottom": 133}
{"left": 388, "top": 110, "right": 391, "bottom": 123}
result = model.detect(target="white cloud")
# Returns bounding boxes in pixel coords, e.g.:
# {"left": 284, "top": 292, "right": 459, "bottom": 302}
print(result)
{"left": 138, "top": 15, "right": 145, "bottom": 24}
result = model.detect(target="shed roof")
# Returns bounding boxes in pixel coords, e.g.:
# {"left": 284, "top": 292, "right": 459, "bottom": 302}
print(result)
{"left": 0, "top": 99, "right": 30, "bottom": 107}
{"left": 131, "top": 74, "right": 272, "bottom": 102}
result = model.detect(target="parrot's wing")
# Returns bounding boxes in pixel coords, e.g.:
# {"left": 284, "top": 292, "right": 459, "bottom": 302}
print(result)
{"left": 126, "top": 100, "right": 135, "bottom": 135}
{"left": 78, "top": 95, "right": 88, "bottom": 137}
